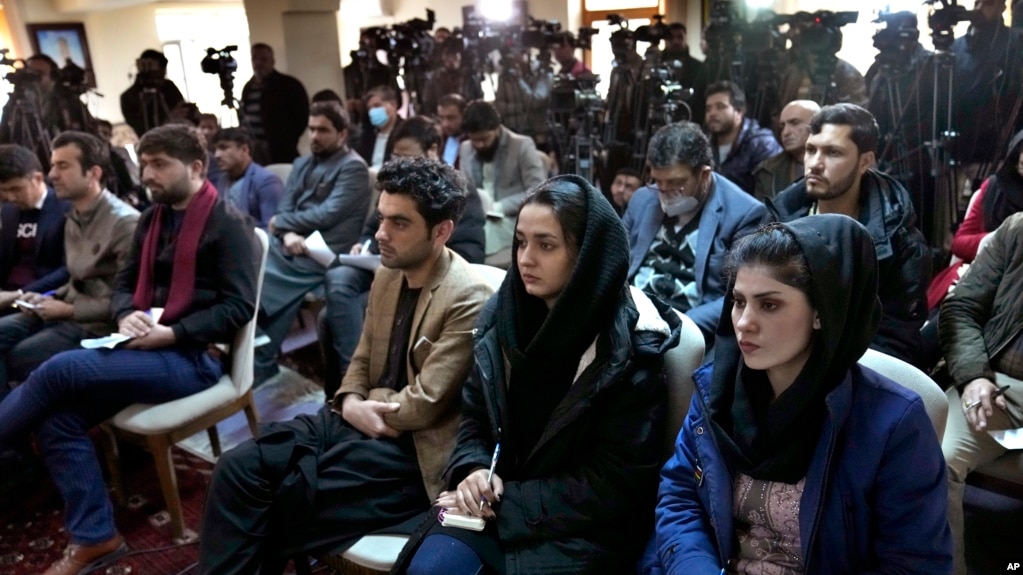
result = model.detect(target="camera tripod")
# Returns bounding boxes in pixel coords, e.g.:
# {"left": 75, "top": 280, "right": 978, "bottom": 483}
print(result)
{"left": 0, "top": 84, "right": 55, "bottom": 170}
{"left": 137, "top": 86, "right": 172, "bottom": 135}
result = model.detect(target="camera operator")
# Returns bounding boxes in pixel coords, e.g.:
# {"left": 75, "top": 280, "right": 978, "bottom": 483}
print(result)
{"left": 240, "top": 43, "right": 309, "bottom": 165}
{"left": 661, "top": 23, "right": 707, "bottom": 122}
{"left": 118, "top": 49, "right": 185, "bottom": 137}
{"left": 552, "top": 31, "right": 592, "bottom": 78}
{"left": 952, "top": 0, "right": 1022, "bottom": 164}
{"left": 27, "top": 54, "right": 93, "bottom": 133}
{"left": 494, "top": 49, "right": 554, "bottom": 149}
{"left": 421, "top": 37, "right": 483, "bottom": 117}
{"left": 343, "top": 29, "right": 399, "bottom": 128}
{"left": 778, "top": 15, "right": 869, "bottom": 110}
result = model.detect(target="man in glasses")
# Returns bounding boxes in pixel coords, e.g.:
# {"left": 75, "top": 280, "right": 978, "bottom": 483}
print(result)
{"left": 623, "top": 121, "right": 766, "bottom": 347}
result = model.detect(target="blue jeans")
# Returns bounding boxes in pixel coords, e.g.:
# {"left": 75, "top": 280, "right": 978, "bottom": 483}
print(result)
{"left": 407, "top": 534, "right": 485, "bottom": 575}
{"left": 317, "top": 264, "right": 373, "bottom": 399}
{"left": 0, "top": 312, "right": 99, "bottom": 400}
{"left": 0, "top": 347, "right": 222, "bottom": 544}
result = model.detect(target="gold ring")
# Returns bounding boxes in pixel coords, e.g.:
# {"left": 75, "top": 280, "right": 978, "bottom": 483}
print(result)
{"left": 963, "top": 400, "right": 976, "bottom": 411}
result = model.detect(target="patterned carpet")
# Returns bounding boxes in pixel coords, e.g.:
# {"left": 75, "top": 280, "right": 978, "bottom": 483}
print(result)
{"left": 0, "top": 359, "right": 325, "bottom": 575}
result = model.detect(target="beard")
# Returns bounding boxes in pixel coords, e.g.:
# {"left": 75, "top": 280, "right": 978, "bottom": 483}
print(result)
{"left": 475, "top": 138, "right": 500, "bottom": 163}
{"left": 805, "top": 168, "right": 858, "bottom": 201}
{"left": 149, "top": 174, "right": 192, "bottom": 206}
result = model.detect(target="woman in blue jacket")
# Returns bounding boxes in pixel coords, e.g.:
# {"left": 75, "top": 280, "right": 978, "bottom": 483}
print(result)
{"left": 645, "top": 215, "right": 952, "bottom": 574}
{"left": 396, "top": 175, "right": 682, "bottom": 574}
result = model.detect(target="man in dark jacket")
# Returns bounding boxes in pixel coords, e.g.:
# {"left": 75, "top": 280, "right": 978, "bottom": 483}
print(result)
{"left": 704, "top": 81, "right": 782, "bottom": 195}
{"left": 753, "top": 99, "right": 820, "bottom": 200}
{"left": 0, "top": 124, "right": 258, "bottom": 575}
{"left": 940, "top": 212, "right": 1023, "bottom": 575}
{"left": 119, "top": 49, "right": 185, "bottom": 137}
{"left": 0, "top": 144, "right": 70, "bottom": 312}
{"left": 768, "top": 103, "right": 931, "bottom": 365}
{"left": 240, "top": 43, "right": 309, "bottom": 165}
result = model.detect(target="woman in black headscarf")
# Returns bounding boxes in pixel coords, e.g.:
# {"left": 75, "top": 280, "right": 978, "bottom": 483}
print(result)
{"left": 644, "top": 215, "right": 952, "bottom": 574}
{"left": 395, "top": 175, "right": 682, "bottom": 574}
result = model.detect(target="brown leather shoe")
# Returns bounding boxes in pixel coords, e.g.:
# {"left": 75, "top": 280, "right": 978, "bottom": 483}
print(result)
{"left": 42, "top": 534, "right": 128, "bottom": 575}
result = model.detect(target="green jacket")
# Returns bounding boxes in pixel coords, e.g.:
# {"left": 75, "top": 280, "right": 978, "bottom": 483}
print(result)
{"left": 940, "top": 212, "right": 1023, "bottom": 390}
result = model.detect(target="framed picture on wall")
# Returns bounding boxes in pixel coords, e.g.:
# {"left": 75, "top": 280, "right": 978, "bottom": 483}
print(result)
{"left": 25, "top": 22, "right": 95, "bottom": 87}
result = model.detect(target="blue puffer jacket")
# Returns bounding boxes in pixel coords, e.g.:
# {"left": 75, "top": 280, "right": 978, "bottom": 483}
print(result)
{"left": 641, "top": 361, "right": 952, "bottom": 575}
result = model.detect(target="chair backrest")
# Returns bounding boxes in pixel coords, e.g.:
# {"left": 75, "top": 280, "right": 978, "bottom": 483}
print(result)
{"left": 857, "top": 347, "right": 948, "bottom": 441}
{"left": 230, "top": 227, "right": 270, "bottom": 394}
{"left": 265, "top": 163, "right": 293, "bottom": 184}
{"left": 365, "top": 167, "right": 380, "bottom": 224}
{"left": 663, "top": 310, "right": 706, "bottom": 457}
{"left": 468, "top": 263, "right": 506, "bottom": 291}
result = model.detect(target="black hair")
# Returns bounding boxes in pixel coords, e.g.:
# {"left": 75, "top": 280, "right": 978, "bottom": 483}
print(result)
{"left": 309, "top": 101, "right": 350, "bottom": 133}
{"left": 312, "top": 89, "right": 343, "bottom": 104}
{"left": 438, "top": 93, "right": 467, "bottom": 111}
{"left": 705, "top": 80, "right": 747, "bottom": 112}
{"left": 389, "top": 116, "right": 441, "bottom": 154}
{"left": 441, "top": 37, "right": 464, "bottom": 55}
{"left": 809, "top": 103, "right": 879, "bottom": 156}
{"left": 0, "top": 144, "right": 42, "bottom": 182}
{"left": 364, "top": 84, "right": 399, "bottom": 105}
{"left": 212, "top": 127, "right": 253, "bottom": 150}
{"left": 139, "top": 49, "right": 169, "bottom": 68}
{"left": 668, "top": 22, "right": 687, "bottom": 34}
{"left": 27, "top": 54, "right": 59, "bottom": 79}
{"left": 646, "top": 121, "right": 713, "bottom": 170}
{"left": 251, "top": 43, "right": 274, "bottom": 55}
{"left": 724, "top": 222, "right": 813, "bottom": 305}
{"left": 615, "top": 167, "right": 641, "bottom": 180}
{"left": 376, "top": 156, "right": 468, "bottom": 227}
{"left": 52, "top": 131, "right": 111, "bottom": 178}
{"left": 136, "top": 124, "right": 206, "bottom": 169}
{"left": 461, "top": 99, "right": 501, "bottom": 133}
{"left": 520, "top": 178, "right": 588, "bottom": 260}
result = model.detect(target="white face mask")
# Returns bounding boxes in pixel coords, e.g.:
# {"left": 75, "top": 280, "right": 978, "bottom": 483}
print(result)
{"left": 659, "top": 194, "right": 700, "bottom": 217}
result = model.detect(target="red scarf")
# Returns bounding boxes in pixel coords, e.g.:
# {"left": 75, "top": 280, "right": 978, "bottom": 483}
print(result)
{"left": 132, "top": 180, "right": 218, "bottom": 324}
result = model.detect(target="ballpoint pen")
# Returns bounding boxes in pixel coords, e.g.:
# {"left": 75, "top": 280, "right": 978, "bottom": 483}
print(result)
{"left": 965, "top": 384, "right": 1011, "bottom": 411}
{"left": 361, "top": 238, "right": 373, "bottom": 254}
{"left": 479, "top": 442, "right": 501, "bottom": 511}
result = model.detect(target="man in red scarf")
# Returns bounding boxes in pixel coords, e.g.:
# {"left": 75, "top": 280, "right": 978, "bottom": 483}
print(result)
{"left": 0, "top": 125, "right": 259, "bottom": 575}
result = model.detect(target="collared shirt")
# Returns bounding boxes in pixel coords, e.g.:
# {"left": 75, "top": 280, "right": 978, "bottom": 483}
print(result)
{"left": 443, "top": 136, "right": 460, "bottom": 166}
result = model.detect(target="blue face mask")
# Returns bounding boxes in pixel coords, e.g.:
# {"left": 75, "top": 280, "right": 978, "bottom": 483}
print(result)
{"left": 368, "top": 106, "right": 389, "bottom": 128}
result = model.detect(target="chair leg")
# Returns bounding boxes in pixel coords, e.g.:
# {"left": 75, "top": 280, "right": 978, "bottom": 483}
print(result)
{"left": 207, "top": 425, "right": 222, "bottom": 458}
{"left": 243, "top": 391, "right": 260, "bottom": 438}
{"left": 148, "top": 434, "right": 186, "bottom": 541}
{"left": 97, "top": 424, "right": 127, "bottom": 506}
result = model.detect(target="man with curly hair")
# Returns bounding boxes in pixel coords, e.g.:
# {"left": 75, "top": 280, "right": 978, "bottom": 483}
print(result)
{"left": 197, "top": 157, "right": 495, "bottom": 574}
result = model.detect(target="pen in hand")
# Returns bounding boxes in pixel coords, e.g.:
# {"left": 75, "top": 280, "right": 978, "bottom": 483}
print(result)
{"left": 966, "top": 384, "right": 1011, "bottom": 411}
{"left": 479, "top": 442, "right": 501, "bottom": 511}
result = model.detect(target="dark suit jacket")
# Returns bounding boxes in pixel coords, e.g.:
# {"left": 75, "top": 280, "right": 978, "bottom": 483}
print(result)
{"left": 623, "top": 173, "right": 766, "bottom": 342}
{"left": 0, "top": 188, "right": 70, "bottom": 293}
{"left": 355, "top": 117, "right": 404, "bottom": 168}
{"left": 213, "top": 161, "right": 284, "bottom": 229}
{"left": 274, "top": 148, "right": 370, "bottom": 254}
{"left": 241, "top": 71, "right": 309, "bottom": 164}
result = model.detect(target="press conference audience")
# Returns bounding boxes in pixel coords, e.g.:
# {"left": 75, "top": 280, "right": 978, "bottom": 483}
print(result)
{"left": 704, "top": 81, "right": 782, "bottom": 196}
{"left": 355, "top": 85, "right": 403, "bottom": 169}
{"left": 240, "top": 43, "right": 309, "bottom": 165}
{"left": 210, "top": 127, "right": 284, "bottom": 229}
{"left": 753, "top": 99, "right": 820, "bottom": 200}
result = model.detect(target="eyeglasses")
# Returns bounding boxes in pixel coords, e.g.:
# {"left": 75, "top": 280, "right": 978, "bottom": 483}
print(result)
{"left": 649, "top": 178, "right": 691, "bottom": 196}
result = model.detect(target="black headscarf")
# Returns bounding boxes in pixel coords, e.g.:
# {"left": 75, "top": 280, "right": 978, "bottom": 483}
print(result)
{"left": 982, "top": 129, "right": 1023, "bottom": 232}
{"left": 706, "top": 214, "right": 881, "bottom": 483}
{"left": 496, "top": 175, "right": 630, "bottom": 461}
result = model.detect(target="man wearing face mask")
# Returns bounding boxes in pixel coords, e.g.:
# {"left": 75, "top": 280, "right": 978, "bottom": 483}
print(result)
{"left": 354, "top": 85, "right": 403, "bottom": 170}
{"left": 458, "top": 100, "right": 546, "bottom": 267}
{"left": 623, "top": 121, "right": 766, "bottom": 346}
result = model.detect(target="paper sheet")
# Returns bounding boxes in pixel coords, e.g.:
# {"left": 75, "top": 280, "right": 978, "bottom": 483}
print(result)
{"left": 305, "top": 230, "right": 338, "bottom": 267}
{"left": 337, "top": 254, "right": 381, "bottom": 272}
{"left": 988, "top": 428, "right": 1023, "bottom": 450}
{"left": 81, "top": 333, "right": 134, "bottom": 350}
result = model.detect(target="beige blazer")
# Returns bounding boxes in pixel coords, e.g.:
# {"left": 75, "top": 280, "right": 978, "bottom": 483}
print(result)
{"left": 338, "top": 248, "right": 495, "bottom": 498}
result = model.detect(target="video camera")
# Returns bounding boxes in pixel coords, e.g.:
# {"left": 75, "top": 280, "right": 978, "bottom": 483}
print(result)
{"left": 201, "top": 45, "right": 239, "bottom": 108}
{"left": 926, "top": 0, "right": 974, "bottom": 50}
{"left": 874, "top": 11, "right": 921, "bottom": 53}
{"left": 634, "top": 14, "right": 669, "bottom": 44}
{"left": 388, "top": 10, "right": 437, "bottom": 62}
{"left": 781, "top": 10, "right": 859, "bottom": 56}
{"left": 201, "top": 45, "right": 239, "bottom": 77}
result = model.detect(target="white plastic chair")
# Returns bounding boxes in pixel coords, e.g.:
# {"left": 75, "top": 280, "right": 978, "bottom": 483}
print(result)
{"left": 101, "top": 227, "right": 270, "bottom": 541}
